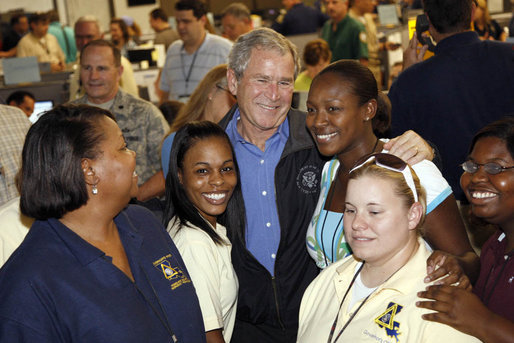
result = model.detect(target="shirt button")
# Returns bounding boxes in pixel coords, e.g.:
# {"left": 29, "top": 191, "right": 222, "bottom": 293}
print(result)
{"left": 260, "top": 159, "right": 264, "bottom": 164}
{"left": 262, "top": 191, "right": 267, "bottom": 196}
{"left": 271, "top": 254, "right": 276, "bottom": 259}
{"left": 266, "top": 222, "right": 271, "bottom": 227}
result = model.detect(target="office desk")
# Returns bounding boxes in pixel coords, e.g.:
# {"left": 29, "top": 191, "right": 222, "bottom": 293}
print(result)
{"left": 0, "top": 71, "right": 71, "bottom": 105}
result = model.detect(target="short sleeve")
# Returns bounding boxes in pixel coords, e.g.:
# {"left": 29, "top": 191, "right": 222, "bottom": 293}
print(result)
{"left": 412, "top": 159, "right": 452, "bottom": 214}
{"left": 355, "top": 24, "right": 369, "bottom": 59}
{"left": 172, "top": 230, "right": 224, "bottom": 331}
{"left": 161, "top": 132, "right": 176, "bottom": 177}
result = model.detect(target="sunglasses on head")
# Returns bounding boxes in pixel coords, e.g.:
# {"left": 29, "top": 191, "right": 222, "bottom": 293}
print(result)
{"left": 350, "top": 153, "right": 419, "bottom": 202}
{"left": 461, "top": 160, "right": 514, "bottom": 175}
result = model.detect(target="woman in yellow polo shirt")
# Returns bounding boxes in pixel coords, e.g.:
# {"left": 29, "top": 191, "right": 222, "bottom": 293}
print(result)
{"left": 297, "top": 153, "right": 480, "bottom": 342}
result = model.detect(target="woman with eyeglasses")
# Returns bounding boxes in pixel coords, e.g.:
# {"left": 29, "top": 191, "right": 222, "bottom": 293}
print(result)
{"left": 297, "top": 153, "right": 480, "bottom": 342}
{"left": 305, "top": 60, "right": 478, "bottom": 283}
{"left": 417, "top": 117, "right": 514, "bottom": 342}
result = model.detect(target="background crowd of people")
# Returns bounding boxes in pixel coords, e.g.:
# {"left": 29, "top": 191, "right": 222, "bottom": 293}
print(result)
{"left": 0, "top": 0, "right": 513, "bottom": 342}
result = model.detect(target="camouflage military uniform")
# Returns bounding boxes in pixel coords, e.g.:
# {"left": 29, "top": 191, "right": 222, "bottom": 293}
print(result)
{"left": 72, "top": 90, "right": 169, "bottom": 185}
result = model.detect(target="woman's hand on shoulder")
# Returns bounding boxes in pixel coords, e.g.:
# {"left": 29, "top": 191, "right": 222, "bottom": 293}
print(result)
{"left": 418, "top": 284, "right": 514, "bottom": 342}
{"left": 416, "top": 284, "right": 484, "bottom": 338}
{"left": 383, "top": 130, "right": 434, "bottom": 165}
{"left": 424, "top": 250, "right": 471, "bottom": 289}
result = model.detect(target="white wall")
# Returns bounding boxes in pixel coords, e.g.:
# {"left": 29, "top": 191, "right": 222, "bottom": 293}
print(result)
{"left": 112, "top": 2, "right": 156, "bottom": 36}
{"left": 0, "top": 0, "right": 53, "bottom": 13}
{"left": 65, "top": 0, "right": 111, "bottom": 34}
{"left": 1, "top": 0, "right": 155, "bottom": 36}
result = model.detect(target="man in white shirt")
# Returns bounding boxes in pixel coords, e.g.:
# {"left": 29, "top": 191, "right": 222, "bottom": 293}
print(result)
{"left": 16, "top": 12, "right": 64, "bottom": 72}
{"left": 159, "top": 0, "right": 232, "bottom": 103}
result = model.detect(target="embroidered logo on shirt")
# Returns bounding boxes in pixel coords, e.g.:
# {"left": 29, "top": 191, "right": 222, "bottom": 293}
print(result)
{"left": 159, "top": 260, "right": 179, "bottom": 280}
{"left": 153, "top": 254, "right": 191, "bottom": 290}
{"left": 296, "top": 164, "right": 320, "bottom": 194}
{"left": 374, "top": 302, "right": 403, "bottom": 342}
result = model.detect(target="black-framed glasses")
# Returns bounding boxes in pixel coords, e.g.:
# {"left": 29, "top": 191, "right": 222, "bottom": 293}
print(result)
{"left": 350, "top": 153, "right": 418, "bottom": 202}
{"left": 461, "top": 160, "right": 514, "bottom": 175}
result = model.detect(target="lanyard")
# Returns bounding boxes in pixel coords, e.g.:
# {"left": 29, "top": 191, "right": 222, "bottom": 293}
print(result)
{"left": 327, "top": 263, "right": 370, "bottom": 343}
{"left": 328, "top": 253, "right": 403, "bottom": 343}
{"left": 180, "top": 46, "right": 199, "bottom": 97}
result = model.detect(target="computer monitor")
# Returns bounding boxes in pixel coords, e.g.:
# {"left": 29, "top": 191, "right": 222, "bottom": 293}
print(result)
{"left": 30, "top": 100, "right": 54, "bottom": 123}
{"left": 377, "top": 4, "right": 400, "bottom": 26}
{"left": 127, "top": 48, "right": 156, "bottom": 67}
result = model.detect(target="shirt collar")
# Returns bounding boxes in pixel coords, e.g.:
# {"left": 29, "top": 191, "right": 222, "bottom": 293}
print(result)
{"left": 46, "top": 209, "right": 142, "bottom": 266}
{"left": 434, "top": 31, "right": 480, "bottom": 55}
{"left": 181, "top": 32, "right": 208, "bottom": 54}
{"left": 335, "top": 236, "right": 430, "bottom": 296}
{"left": 227, "top": 108, "right": 290, "bottom": 146}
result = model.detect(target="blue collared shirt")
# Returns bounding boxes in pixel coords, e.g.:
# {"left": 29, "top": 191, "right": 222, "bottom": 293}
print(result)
{"left": 226, "top": 110, "right": 289, "bottom": 275}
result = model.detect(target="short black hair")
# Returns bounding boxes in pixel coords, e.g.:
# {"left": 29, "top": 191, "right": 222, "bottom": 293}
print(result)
{"left": 29, "top": 12, "right": 48, "bottom": 26}
{"left": 150, "top": 8, "right": 168, "bottom": 22}
{"left": 175, "top": 0, "right": 208, "bottom": 19}
{"left": 81, "top": 39, "right": 122, "bottom": 67}
{"left": 10, "top": 13, "right": 27, "bottom": 27}
{"left": 423, "top": 0, "right": 472, "bottom": 34}
{"left": 6, "top": 90, "right": 35, "bottom": 105}
{"left": 469, "top": 116, "right": 514, "bottom": 159}
{"left": 163, "top": 121, "right": 246, "bottom": 246}
{"left": 20, "top": 104, "right": 115, "bottom": 220}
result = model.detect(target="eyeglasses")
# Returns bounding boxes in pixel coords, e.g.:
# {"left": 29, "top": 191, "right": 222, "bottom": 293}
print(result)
{"left": 215, "top": 83, "right": 230, "bottom": 93}
{"left": 461, "top": 160, "right": 514, "bottom": 175}
{"left": 215, "top": 83, "right": 236, "bottom": 99}
{"left": 350, "top": 153, "right": 418, "bottom": 202}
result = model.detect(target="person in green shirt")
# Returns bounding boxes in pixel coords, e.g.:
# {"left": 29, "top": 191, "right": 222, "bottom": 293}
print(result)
{"left": 321, "top": 0, "right": 368, "bottom": 63}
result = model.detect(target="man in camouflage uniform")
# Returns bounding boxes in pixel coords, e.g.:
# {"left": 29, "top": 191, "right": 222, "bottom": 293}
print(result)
{"left": 71, "top": 40, "right": 169, "bottom": 200}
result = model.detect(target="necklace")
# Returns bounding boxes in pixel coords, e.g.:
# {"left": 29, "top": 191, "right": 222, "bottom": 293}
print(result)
{"left": 319, "top": 137, "right": 380, "bottom": 267}
{"left": 179, "top": 47, "right": 199, "bottom": 98}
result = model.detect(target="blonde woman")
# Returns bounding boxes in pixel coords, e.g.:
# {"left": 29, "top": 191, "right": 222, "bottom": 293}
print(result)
{"left": 473, "top": 0, "right": 506, "bottom": 41}
{"left": 298, "top": 153, "right": 479, "bottom": 342}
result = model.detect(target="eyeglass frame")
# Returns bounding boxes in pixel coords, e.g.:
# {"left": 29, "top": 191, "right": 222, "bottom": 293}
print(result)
{"left": 349, "top": 153, "right": 419, "bottom": 202}
{"left": 461, "top": 160, "right": 514, "bottom": 175}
